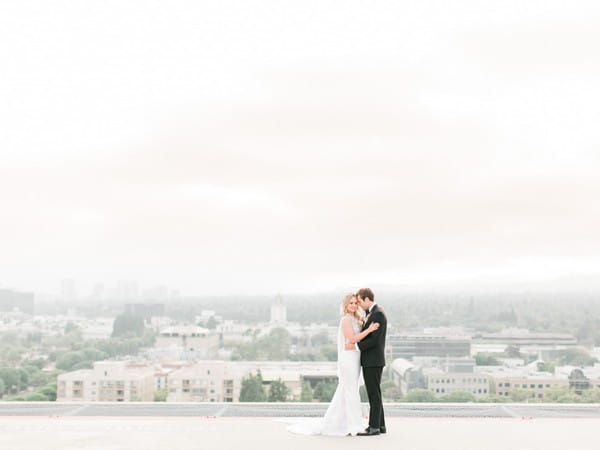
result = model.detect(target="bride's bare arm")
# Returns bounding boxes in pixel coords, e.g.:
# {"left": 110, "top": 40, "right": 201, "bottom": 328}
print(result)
{"left": 342, "top": 316, "right": 379, "bottom": 345}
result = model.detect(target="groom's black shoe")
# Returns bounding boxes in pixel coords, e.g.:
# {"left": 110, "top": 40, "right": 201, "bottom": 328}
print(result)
{"left": 380, "top": 426, "right": 387, "bottom": 434}
{"left": 358, "top": 427, "right": 380, "bottom": 436}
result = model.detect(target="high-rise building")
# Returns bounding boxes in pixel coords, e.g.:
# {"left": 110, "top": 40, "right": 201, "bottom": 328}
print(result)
{"left": 0, "top": 289, "right": 34, "bottom": 314}
{"left": 270, "top": 294, "right": 287, "bottom": 325}
{"left": 60, "top": 279, "right": 77, "bottom": 302}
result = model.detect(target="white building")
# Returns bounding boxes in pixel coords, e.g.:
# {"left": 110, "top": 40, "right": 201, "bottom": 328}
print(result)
{"left": 270, "top": 294, "right": 287, "bottom": 325}
{"left": 155, "top": 325, "right": 219, "bottom": 359}
{"left": 167, "top": 360, "right": 337, "bottom": 402}
{"left": 57, "top": 361, "right": 155, "bottom": 402}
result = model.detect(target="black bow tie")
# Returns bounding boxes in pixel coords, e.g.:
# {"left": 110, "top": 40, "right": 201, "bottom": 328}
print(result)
{"left": 365, "top": 308, "right": 371, "bottom": 315}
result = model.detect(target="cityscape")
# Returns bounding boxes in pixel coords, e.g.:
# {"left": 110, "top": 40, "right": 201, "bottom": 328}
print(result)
{"left": 2, "top": 282, "right": 600, "bottom": 405}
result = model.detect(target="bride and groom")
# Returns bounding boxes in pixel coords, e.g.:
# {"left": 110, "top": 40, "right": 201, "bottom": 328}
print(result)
{"left": 287, "top": 288, "right": 387, "bottom": 437}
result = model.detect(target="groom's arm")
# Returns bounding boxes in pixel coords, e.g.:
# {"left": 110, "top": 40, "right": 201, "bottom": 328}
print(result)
{"left": 357, "top": 313, "right": 385, "bottom": 351}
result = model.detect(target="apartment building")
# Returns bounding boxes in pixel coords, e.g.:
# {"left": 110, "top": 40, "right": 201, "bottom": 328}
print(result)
{"left": 167, "top": 360, "right": 337, "bottom": 402}
{"left": 57, "top": 361, "right": 155, "bottom": 402}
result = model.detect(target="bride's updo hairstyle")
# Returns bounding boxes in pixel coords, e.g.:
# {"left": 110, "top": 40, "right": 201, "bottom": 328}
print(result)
{"left": 341, "top": 293, "right": 363, "bottom": 323}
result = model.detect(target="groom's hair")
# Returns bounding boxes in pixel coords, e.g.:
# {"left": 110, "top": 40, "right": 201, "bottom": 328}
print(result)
{"left": 356, "top": 288, "right": 374, "bottom": 303}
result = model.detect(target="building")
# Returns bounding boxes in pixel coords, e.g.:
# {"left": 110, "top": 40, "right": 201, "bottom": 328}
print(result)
{"left": 0, "top": 289, "right": 34, "bottom": 314}
{"left": 489, "top": 369, "right": 569, "bottom": 400}
{"left": 391, "top": 357, "right": 491, "bottom": 398}
{"left": 390, "top": 358, "right": 425, "bottom": 395}
{"left": 388, "top": 333, "right": 471, "bottom": 360}
{"left": 57, "top": 361, "right": 155, "bottom": 402}
{"left": 155, "top": 326, "right": 219, "bottom": 359}
{"left": 270, "top": 294, "right": 287, "bottom": 325}
{"left": 474, "top": 329, "right": 577, "bottom": 347}
{"left": 167, "top": 360, "right": 337, "bottom": 402}
{"left": 424, "top": 367, "right": 491, "bottom": 398}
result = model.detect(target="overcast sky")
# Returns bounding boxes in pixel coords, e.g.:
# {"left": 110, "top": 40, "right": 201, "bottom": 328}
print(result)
{"left": 2, "top": 0, "right": 600, "bottom": 296}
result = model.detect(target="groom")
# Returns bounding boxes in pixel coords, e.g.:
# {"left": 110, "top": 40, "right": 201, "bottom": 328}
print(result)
{"left": 353, "top": 288, "right": 387, "bottom": 436}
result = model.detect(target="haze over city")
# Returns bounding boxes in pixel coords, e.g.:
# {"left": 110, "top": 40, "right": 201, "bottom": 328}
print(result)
{"left": 3, "top": 0, "right": 600, "bottom": 297}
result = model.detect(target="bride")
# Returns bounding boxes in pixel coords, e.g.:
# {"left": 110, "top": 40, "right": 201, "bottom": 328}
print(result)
{"left": 286, "top": 293, "right": 379, "bottom": 436}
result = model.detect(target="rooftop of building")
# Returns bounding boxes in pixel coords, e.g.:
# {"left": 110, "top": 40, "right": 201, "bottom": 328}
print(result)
{"left": 0, "top": 403, "right": 598, "bottom": 450}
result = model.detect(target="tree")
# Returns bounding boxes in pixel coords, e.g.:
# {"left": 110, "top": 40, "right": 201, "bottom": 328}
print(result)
{"left": 404, "top": 389, "right": 437, "bottom": 402}
{"left": 206, "top": 316, "right": 217, "bottom": 330}
{"left": 504, "top": 345, "right": 522, "bottom": 358}
{"left": 537, "top": 362, "right": 555, "bottom": 374}
{"left": 300, "top": 381, "right": 313, "bottom": 402}
{"left": 558, "top": 348, "right": 597, "bottom": 366}
{"left": 310, "top": 331, "right": 331, "bottom": 347}
{"left": 320, "top": 344, "right": 337, "bottom": 362}
{"left": 112, "top": 314, "right": 145, "bottom": 338}
{"left": 582, "top": 388, "right": 600, "bottom": 403}
{"left": 64, "top": 322, "right": 80, "bottom": 334}
{"left": 38, "top": 384, "right": 57, "bottom": 401}
{"left": 510, "top": 388, "right": 535, "bottom": 402}
{"left": 0, "top": 368, "right": 20, "bottom": 394}
{"left": 359, "top": 385, "right": 368, "bottom": 402}
{"left": 381, "top": 380, "right": 403, "bottom": 402}
{"left": 475, "top": 353, "right": 500, "bottom": 366}
{"left": 439, "top": 391, "right": 476, "bottom": 403}
{"left": 0, "top": 379, "right": 5, "bottom": 397}
{"left": 268, "top": 378, "right": 290, "bottom": 402}
{"left": 154, "top": 389, "right": 168, "bottom": 401}
{"left": 24, "top": 393, "right": 49, "bottom": 401}
{"left": 239, "top": 372, "right": 267, "bottom": 402}
{"left": 313, "top": 380, "right": 337, "bottom": 402}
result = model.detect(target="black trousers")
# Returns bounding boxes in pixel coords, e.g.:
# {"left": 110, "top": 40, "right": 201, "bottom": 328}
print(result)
{"left": 363, "top": 366, "right": 385, "bottom": 430}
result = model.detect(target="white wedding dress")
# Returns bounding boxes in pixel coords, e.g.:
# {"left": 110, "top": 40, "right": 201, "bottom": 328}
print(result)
{"left": 285, "top": 315, "right": 365, "bottom": 436}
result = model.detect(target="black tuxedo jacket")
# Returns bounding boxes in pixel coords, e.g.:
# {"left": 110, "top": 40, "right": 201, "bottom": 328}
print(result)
{"left": 357, "top": 304, "right": 387, "bottom": 368}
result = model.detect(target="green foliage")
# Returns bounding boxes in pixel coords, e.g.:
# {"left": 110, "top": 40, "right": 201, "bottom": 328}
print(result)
{"left": 510, "top": 388, "right": 535, "bottom": 402}
{"left": 55, "top": 352, "right": 87, "bottom": 371}
{"left": 381, "top": 380, "right": 403, "bottom": 402}
{"left": 0, "top": 368, "right": 21, "bottom": 394}
{"left": 300, "top": 381, "right": 313, "bottom": 402}
{"left": 537, "top": 362, "right": 556, "bottom": 373}
{"left": 478, "top": 395, "right": 509, "bottom": 403}
{"left": 112, "top": 314, "right": 145, "bottom": 338}
{"left": 71, "top": 360, "right": 94, "bottom": 370}
{"left": 439, "top": 391, "right": 476, "bottom": 402}
{"left": 206, "top": 316, "right": 217, "bottom": 330}
{"left": 38, "top": 384, "right": 57, "bottom": 401}
{"left": 404, "top": 389, "right": 437, "bottom": 402}
{"left": 64, "top": 322, "right": 80, "bottom": 334}
{"left": 24, "top": 392, "right": 49, "bottom": 401}
{"left": 310, "top": 331, "right": 331, "bottom": 347}
{"left": 582, "top": 388, "right": 600, "bottom": 403}
{"left": 557, "top": 348, "right": 597, "bottom": 366}
{"left": 504, "top": 345, "right": 522, "bottom": 358}
{"left": 0, "top": 378, "right": 5, "bottom": 396}
{"left": 313, "top": 380, "right": 337, "bottom": 402}
{"left": 232, "top": 328, "right": 291, "bottom": 361}
{"left": 154, "top": 389, "right": 168, "bottom": 401}
{"left": 239, "top": 371, "right": 267, "bottom": 402}
{"left": 475, "top": 353, "right": 500, "bottom": 366}
{"left": 320, "top": 344, "right": 338, "bottom": 361}
{"left": 268, "top": 378, "right": 290, "bottom": 402}
{"left": 359, "top": 384, "right": 368, "bottom": 402}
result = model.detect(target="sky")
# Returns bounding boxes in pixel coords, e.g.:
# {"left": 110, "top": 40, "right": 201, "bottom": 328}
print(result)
{"left": 2, "top": 0, "right": 600, "bottom": 297}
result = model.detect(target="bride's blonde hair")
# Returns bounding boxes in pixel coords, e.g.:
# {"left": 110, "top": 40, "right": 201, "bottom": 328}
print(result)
{"left": 340, "top": 293, "right": 363, "bottom": 323}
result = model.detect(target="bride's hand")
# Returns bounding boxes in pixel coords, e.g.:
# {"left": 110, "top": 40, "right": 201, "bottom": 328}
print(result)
{"left": 368, "top": 322, "right": 379, "bottom": 333}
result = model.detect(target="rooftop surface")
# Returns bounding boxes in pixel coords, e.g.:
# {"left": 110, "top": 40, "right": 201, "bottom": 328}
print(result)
{"left": 1, "top": 403, "right": 598, "bottom": 450}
